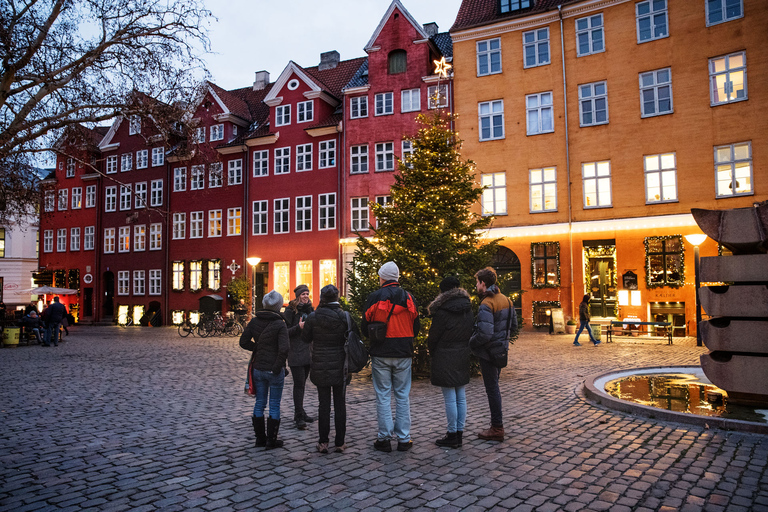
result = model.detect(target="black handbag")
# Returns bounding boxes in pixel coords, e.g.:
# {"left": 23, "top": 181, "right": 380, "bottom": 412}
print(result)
{"left": 343, "top": 312, "right": 369, "bottom": 373}
{"left": 367, "top": 301, "right": 396, "bottom": 342}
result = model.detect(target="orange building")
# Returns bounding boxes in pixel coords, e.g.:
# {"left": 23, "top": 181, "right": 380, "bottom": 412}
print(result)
{"left": 450, "top": 0, "right": 767, "bottom": 332}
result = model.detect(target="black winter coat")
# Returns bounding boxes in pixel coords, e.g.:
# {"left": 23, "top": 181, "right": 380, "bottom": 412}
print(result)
{"left": 302, "top": 303, "right": 358, "bottom": 387}
{"left": 283, "top": 300, "right": 314, "bottom": 367}
{"left": 239, "top": 310, "right": 289, "bottom": 374}
{"left": 427, "top": 288, "right": 473, "bottom": 388}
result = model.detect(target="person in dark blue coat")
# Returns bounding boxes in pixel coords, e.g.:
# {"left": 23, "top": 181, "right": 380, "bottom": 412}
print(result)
{"left": 283, "top": 284, "right": 315, "bottom": 430}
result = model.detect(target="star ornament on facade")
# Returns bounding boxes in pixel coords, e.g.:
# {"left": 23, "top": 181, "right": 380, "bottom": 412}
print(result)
{"left": 433, "top": 57, "right": 452, "bottom": 78}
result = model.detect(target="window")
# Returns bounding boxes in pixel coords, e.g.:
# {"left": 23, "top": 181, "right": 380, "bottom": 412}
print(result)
{"left": 57, "top": 228, "right": 67, "bottom": 252}
{"left": 172, "top": 261, "right": 184, "bottom": 291}
{"left": 195, "top": 126, "right": 205, "bottom": 143}
{"left": 715, "top": 142, "right": 752, "bottom": 197}
{"left": 228, "top": 159, "right": 243, "bottom": 185}
{"left": 152, "top": 147, "right": 164, "bottom": 167}
{"left": 150, "top": 180, "right": 163, "bottom": 207}
{"left": 375, "top": 142, "right": 395, "bottom": 172}
{"left": 209, "top": 162, "right": 223, "bottom": 188}
{"left": 70, "top": 227, "right": 80, "bottom": 251}
{"left": 710, "top": 51, "right": 747, "bottom": 106}
{"left": 66, "top": 158, "right": 76, "bottom": 177}
{"left": 191, "top": 165, "right": 204, "bottom": 190}
{"left": 481, "top": 173, "right": 507, "bottom": 215}
{"left": 579, "top": 82, "right": 608, "bottom": 126}
{"left": 190, "top": 261, "right": 202, "bottom": 291}
{"left": 706, "top": 0, "right": 743, "bottom": 26}
{"left": 501, "top": 0, "right": 532, "bottom": 13}
{"left": 44, "top": 190, "right": 54, "bottom": 212}
{"left": 149, "top": 223, "right": 162, "bottom": 250}
{"left": 129, "top": 115, "right": 141, "bottom": 135}
{"left": 71, "top": 187, "right": 82, "bottom": 209}
{"left": 84, "top": 226, "right": 94, "bottom": 251}
{"left": 253, "top": 201, "right": 268, "bottom": 235}
{"left": 119, "top": 185, "right": 132, "bottom": 211}
{"left": 297, "top": 101, "right": 313, "bottom": 123}
{"left": 58, "top": 189, "right": 68, "bottom": 211}
{"left": 207, "top": 260, "right": 221, "bottom": 291}
{"left": 228, "top": 207, "right": 241, "bottom": 236}
{"left": 639, "top": 68, "right": 673, "bottom": 117}
{"left": 208, "top": 210, "right": 222, "bottom": 237}
{"left": 319, "top": 193, "right": 336, "bottom": 230}
{"left": 375, "top": 195, "right": 391, "bottom": 227}
{"left": 582, "top": 161, "right": 612, "bottom": 208}
{"left": 254, "top": 150, "right": 269, "bottom": 177}
{"left": 296, "top": 144, "right": 312, "bottom": 171}
{"left": 210, "top": 124, "right": 224, "bottom": 141}
{"left": 477, "top": 38, "right": 502, "bottom": 76}
{"left": 479, "top": 100, "right": 504, "bottom": 141}
{"left": 401, "top": 89, "right": 420, "bottom": 112}
{"left": 275, "top": 147, "right": 290, "bottom": 174}
{"left": 527, "top": 92, "right": 554, "bottom": 135}
{"left": 173, "top": 213, "right": 186, "bottom": 239}
{"left": 85, "top": 185, "right": 96, "bottom": 208}
{"left": 134, "top": 225, "right": 145, "bottom": 251}
{"left": 276, "top": 105, "right": 291, "bottom": 126}
{"left": 401, "top": 140, "right": 414, "bottom": 167}
{"left": 428, "top": 85, "right": 448, "bottom": 109}
{"left": 106, "top": 155, "right": 118, "bottom": 174}
{"left": 121, "top": 153, "right": 132, "bottom": 172}
{"left": 274, "top": 262, "right": 290, "bottom": 300}
{"left": 104, "top": 227, "right": 115, "bottom": 253}
{"left": 350, "top": 145, "right": 368, "bottom": 174}
{"left": 105, "top": 186, "right": 117, "bottom": 212}
{"left": 375, "top": 93, "right": 394, "bottom": 116}
{"left": 646, "top": 235, "right": 684, "bottom": 286}
{"left": 530, "top": 167, "right": 557, "bottom": 212}
{"left": 149, "top": 269, "right": 161, "bottom": 295}
{"left": 320, "top": 259, "right": 336, "bottom": 289}
{"left": 636, "top": 0, "right": 668, "bottom": 42}
{"left": 133, "top": 270, "right": 146, "bottom": 295}
{"left": 173, "top": 167, "right": 186, "bottom": 192}
{"left": 351, "top": 197, "right": 369, "bottom": 231}
{"left": 388, "top": 49, "right": 407, "bottom": 74}
{"left": 318, "top": 140, "right": 336, "bottom": 168}
{"left": 117, "top": 271, "right": 130, "bottom": 296}
{"left": 136, "top": 149, "right": 148, "bottom": 169}
{"left": 43, "top": 230, "right": 53, "bottom": 252}
{"left": 350, "top": 96, "right": 368, "bottom": 119}
{"left": 135, "top": 181, "right": 146, "bottom": 210}
{"left": 523, "top": 29, "right": 550, "bottom": 68}
{"left": 274, "top": 198, "right": 290, "bottom": 234}
{"left": 645, "top": 153, "right": 678, "bottom": 203}
{"left": 576, "top": 14, "right": 604, "bottom": 56}
{"left": 296, "top": 196, "right": 312, "bottom": 232}
{"left": 118, "top": 226, "right": 130, "bottom": 253}
{"left": 190, "top": 211, "right": 204, "bottom": 238}
{"left": 531, "top": 242, "right": 560, "bottom": 288}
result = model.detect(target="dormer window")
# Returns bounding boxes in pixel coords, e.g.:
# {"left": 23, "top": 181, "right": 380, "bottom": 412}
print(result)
{"left": 297, "top": 101, "right": 313, "bottom": 123}
{"left": 210, "top": 124, "right": 224, "bottom": 141}
{"left": 501, "top": 0, "right": 532, "bottom": 13}
{"left": 276, "top": 105, "right": 291, "bottom": 126}
{"left": 388, "top": 50, "right": 407, "bottom": 74}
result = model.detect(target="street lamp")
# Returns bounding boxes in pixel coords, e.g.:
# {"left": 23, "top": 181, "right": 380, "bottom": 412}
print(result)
{"left": 246, "top": 257, "right": 261, "bottom": 315}
{"left": 684, "top": 234, "right": 707, "bottom": 347}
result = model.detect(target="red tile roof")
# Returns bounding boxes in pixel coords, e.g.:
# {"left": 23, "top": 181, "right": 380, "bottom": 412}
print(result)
{"left": 451, "top": 0, "right": 581, "bottom": 32}
{"left": 304, "top": 57, "right": 368, "bottom": 99}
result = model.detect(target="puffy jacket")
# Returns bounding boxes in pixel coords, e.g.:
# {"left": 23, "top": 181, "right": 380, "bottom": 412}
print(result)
{"left": 469, "top": 285, "right": 516, "bottom": 363}
{"left": 427, "top": 287, "right": 473, "bottom": 388}
{"left": 239, "top": 310, "right": 289, "bottom": 374}
{"left": 302, "top": 303, "right": 357, "bottom": 387}
{"left": 361, "top": 281, "right": 420, "bottom": 358}
{"left": 45, "top": 302, "right": 67, "bottom": 324}
{"left": 283, "top": 300, "right": 314, "bottom": 367}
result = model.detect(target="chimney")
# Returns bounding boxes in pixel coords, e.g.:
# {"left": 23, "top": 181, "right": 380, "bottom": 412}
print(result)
{"left": 318, "top": 50, "right": 340, "bottom": 71}
{"left": 253, "top": 70, "right": 270, "bottom": 91}
{"left": 423, "top": 22, "right": 439, "bottom": 37}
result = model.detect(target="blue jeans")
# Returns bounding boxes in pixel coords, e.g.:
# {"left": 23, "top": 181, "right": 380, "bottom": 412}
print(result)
{"left": 44, "top": 322, "right": 61, "bottom": 345}
{"left": 574, "top": 320, "right": 598, "bottom": 343}
{"left": 478, "top": 357, "right": 503, "bottom": 426}
{"left": 252, "top": 368, "right": 285, "bottom": 419}
{"left": 371, "top": 356, "right": 411, "bottom": 442}
{"left": 441, "top": 386, "right": 466, "bottom": 433}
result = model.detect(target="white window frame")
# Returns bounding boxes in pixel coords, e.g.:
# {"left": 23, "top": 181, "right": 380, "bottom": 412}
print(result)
{"left": 481, "top": 173, "right": 507, "bottom": 216}
{"left": 709, "top": 51, "right": 747, "bottom": 106}
{"left": 56, "top": 228, "right": 67, "bottom": 252}
{"left": 639, "top": 68, "right": 673, "bottom": 117}
{"left": 295, "top": 196, "right": 312, "bottom": 232}
{"left": 70, "top": 227, "right": 80, "bottom": 251}
{"left": 104, "top": 227, "right": 115, "bottom": 253}
{"left": 173, "top": 213, "right": 186, "bottom": 240}
{"left": 134, "top": 270, "right": 146, "bottom": 296}
{"left": 523, "top": 28, "right": 550, "bottom": 68}
{"left": 706, "top": 0, "right": 743, "bottom": 26}
{"left": 275, "top": 147, "right": 290, "bottom": 175}
{"left": 644, "top": 153, "right": 678, "bottom": 204}
{"left": 190, "top": 211, "right": 204, "bottom": 239}
{"left": 134, "top": 182, "right": 147, "bottom": 209}
{"left": 318, "top": 193, "right": 336, "bottom": 230}
{"left": 575, "top": 13, "right": 605, "bottom": 57}
{"left": 351, "top": 197, "right": 369, "bottom": 232}
{"left": 85, "top": 185, "right": 96, "bottom": 208}
{"left": 119, "top": 184, "right": 132, "bottom": 211}
{"left": 297, "top": 101, "right": 314, "bottom": 123}
{"left": 118, "top": 226, "right": 130, "bottom": 253}
{"left": 150, "top": 180, "right": 163, "bottom": 207}
{"left": 117, "top": 271, "right": 130, "bottom": 296}
{"left": 136, "top": 149, "right": 148, "bottom": 169}
{"left": 120, "top": 153, "right": 132, "bottom": 172}
{"left": 578, "top": 81, "right": 608, "bottom": 127}
{"left": 582, "top": 161, "right": 612, "bottom": 209}
{"left": 526, "top": 92, "right": 554, "bottom": 135}
{"left": 636, "top": 0, "right": 668, "bottom": 43}
{"left": 276, "top": 105, "right": 291, "bottom": 126}
{"left": 71, "top": 187, "right": 82, "bottom": 209}
{"left": 375, "top": 195, "right": 391, "bottom": 228}
{"left": 152, "top": 147, "right": 164, "bottom": 167}
{"left": 714, "top": 141, "right": 753, "bottom": 198}
{"left": 228, "top": 159, "right": 243, "bottom": 185}
{"left": 530, "top": 167, "right": 558, "bottom": 213}
{"left": 477, "top": 38, "right": 502, "bottom": 76}
{"left": 319, "top": 140, "right": 336, "bottom": 168}
{"left": 149, "top": 223, "right": 162, "bottom": 250}
{"left": 129, "top": 115, "right": 141, "bottom": 135}
{"left": 479, "top": 100, "right": 504, "bottom": 141}
{"left": 253, "top": 150, "right": 269, "bottom": 177}
{"left": 43, "top": 230, "right": 54, "bottom": 253}
{"left": 105, "top": 186, "right": 117, "bottom": 212}
{"left": 401, "top": 140, "right": 414, "bottom": 168}
{"left": 350, "top": 145, "right": 368, "bottom": 174}
{"left": 401, "top": 89, "right": 421, "bottom": 112}
{"left": 44, "top": 190, "right": 54, "bottom": 212}
{"left": 210, "top": 123, "right": 224, "bottom": 141}
{"left": 209, "top": 162, "right": 223, "bottom": 188}
{"left": 174, "top": 167, "right": 187, "bottom": 192}
{"left": 58, "top": 189, "right": 68, "bottom": 211}
{"left": 149, "top": 269, "right": 161, "bottom": 296}
{"left": 375, "top": 142, "right": 395, "bottom": 172}
{"left": 227, "top": 207, "right": 241, "bottom": 236}
{"left": 350, "top": 96, "right": 368, "bottom": 119}
{"left": 66, "top": 158, "right": 76, "bottom": 178}
{"left": 191, "top": 165, "right": 204, "bottom": 190}
{"left": 375, "top": 92, "right": 394, "bottom": 116}
{"left": 106, "top": 155, "right": 118, "bottom": 174}
{"left": 274, "top": 198, "right": 290, "bottom": 234}
{"left": 134, "top": 224, "right": 146, "bottom": 252}
{"left": 253, "top": 200, "right": 268, "bottom": 235}
{"left": 84, "top": 226, "right": 95, "bottom": 251}
{"left": 195, "top": 126, "right": 205, "bottom": 143}
{"left": 208, "top": 209, "right": 222, "bottom": 237}
{"left": 427, "top": 84, "right": 448, "bottom": 109}
{"left": 296, "top": 143, "right": 312, "bottom": 172}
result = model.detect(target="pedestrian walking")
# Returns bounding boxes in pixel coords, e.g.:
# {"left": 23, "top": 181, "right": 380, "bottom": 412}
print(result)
{"left": 240, "top": 290, "right": 289, "bottom": 449}
{"left": 361, "top": 261, "right": 420, "bottom": 452}
{"left": 573, "top": 293, "right": 600, "bottom": 346}
{"left": 42, "top": 297, "right": 67, "bottom": 347}
{"left": 427, "top": 276, "right": 473, "bottom": 449}
{"left": 283, "top": 284, "right": 315, "bottom": 430}
{"left": 301, "top": 284, "right": 357, "bottom": 453}
{"left": 469, "top": 267, "right": 517, "bottom": 442}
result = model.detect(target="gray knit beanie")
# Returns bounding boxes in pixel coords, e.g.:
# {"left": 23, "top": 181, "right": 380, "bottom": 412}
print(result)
{"left": 378, "top": 261, "right": 400, "bottom": 281}
{"left": 262, "top": 290, "right": 284, "bottom": 312}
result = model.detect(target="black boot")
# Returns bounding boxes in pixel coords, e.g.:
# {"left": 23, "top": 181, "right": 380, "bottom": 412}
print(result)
{"left": 252, "top": 416, "right": 266, "bottom": 448}
{"left": 456, "top": 431, "right": 463, "bottom": 447}
{"left": 303, "top": 412, "right": 315, "bottom": 423}
{"left": 266, "top": 417, "right": 284, "bottom": 449}
{"left": 435, "top": 431, "right": 460, "bottom": 448}
{"left": 295, "top": 412, "right": 307, "bottom": 430}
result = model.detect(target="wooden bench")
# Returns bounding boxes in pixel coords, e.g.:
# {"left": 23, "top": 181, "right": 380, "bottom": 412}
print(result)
{"left": 607, "top": 320, "right": 673, "bottom": 345}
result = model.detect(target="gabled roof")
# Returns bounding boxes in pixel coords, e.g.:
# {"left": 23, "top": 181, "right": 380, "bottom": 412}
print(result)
{"left": 430, "top": 32, "right": 453, "bottom": 58}
{"left": 304, "top": 57, "right": 367, "bottom": 98}
{"left": 344, "top": 59, "right": 369, "bottom": 90}
{"left": 365, "top": 0, "right": 430, "bottom": 51}
{"left": 451, "top": 0, "right": 581, "bottom": 32}
{"left": 264, "top": 61, "right": 324, "bottom": 104}
{"left": 208, "top": 82, "right": 252, "bottom": 122}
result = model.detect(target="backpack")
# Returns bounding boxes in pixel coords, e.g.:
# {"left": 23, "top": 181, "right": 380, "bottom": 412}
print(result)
{"left": 342, "top": 311, "right": 369, "bottom": 373}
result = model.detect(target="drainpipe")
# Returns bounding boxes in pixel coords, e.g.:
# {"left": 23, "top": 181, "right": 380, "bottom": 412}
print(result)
{"left": 558, "top": 5, "right": 576, "bottom": 317}
{"left": 339, "top": 119, "right": 345, "bottom": 296}
{"left": 243, "top": 144, "right": 249, "bottom": 289}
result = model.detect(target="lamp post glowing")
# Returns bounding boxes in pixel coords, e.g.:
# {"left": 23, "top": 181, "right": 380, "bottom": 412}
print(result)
{"left": 246, "top": 257, "right": 261, "bottom": 315}
{"left": 684, "top": 234, "right": 707, "bottom": 347}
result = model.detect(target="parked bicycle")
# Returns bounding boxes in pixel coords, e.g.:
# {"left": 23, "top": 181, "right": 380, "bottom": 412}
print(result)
{"left": 178, "top": 318, "right": 195, "bottom": 337}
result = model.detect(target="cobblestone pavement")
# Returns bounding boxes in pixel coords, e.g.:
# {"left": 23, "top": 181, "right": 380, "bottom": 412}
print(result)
{"left": 1, "top": 326, "right": 767, "bottom": 512}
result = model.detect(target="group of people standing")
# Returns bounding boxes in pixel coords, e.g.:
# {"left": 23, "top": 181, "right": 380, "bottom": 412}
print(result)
{"left": 18, "top": 297, "right": 69, "bottom": 346}
{"left": 239, "top": 261, "right": 517, "bottom": 453}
